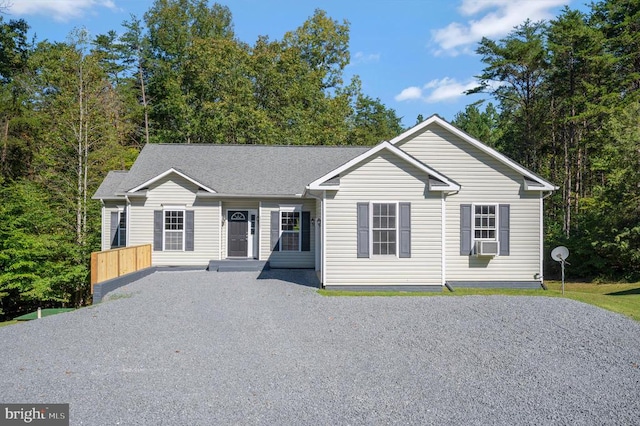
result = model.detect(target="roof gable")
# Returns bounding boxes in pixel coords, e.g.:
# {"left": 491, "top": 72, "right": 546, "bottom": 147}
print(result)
{"left": 390, "top": 115, "right": 557, "bottom": 191}
{"left": 128, "top": 168, "right": 217, "bottom": 194}
{"left": 307, "top": 141, "right": 460, "bottom": 191}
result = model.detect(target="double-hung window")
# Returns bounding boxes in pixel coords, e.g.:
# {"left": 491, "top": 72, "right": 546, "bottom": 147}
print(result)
{"left": 164, "top": 210, "right": 184, "bottom": 251}
{"left": 474, "top": 205, "right": 497, "bottom": 240}
{"left": 372, "top": 203, "right": 397, "bottom": 255}
{"left": 357, "top": 202, "right": 410, "bottom": 258}
{"left": 280, "top": 209, "right": 301, "bottom": 251}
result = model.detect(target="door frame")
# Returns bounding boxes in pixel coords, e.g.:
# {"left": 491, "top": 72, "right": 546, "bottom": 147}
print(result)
{"left": 225, "top": 208, "right": 258, "bottom": 259}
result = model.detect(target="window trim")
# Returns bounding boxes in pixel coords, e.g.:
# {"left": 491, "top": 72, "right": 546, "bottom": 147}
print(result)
{"left": 370, "top": 201, "right": 399, "bottom": 257}
{"left": 163, "top": 207, "right": 186, "bottom": 251}
{"left": 472, "top": 203, "right": 499, "bottom": 242}
{"left": 279, "top": 205, "right": 302, "bottom": 252}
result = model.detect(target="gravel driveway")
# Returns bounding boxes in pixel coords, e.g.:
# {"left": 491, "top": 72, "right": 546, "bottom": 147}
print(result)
{"left": 1, "top": 270, "right": 639, "bottom": 425}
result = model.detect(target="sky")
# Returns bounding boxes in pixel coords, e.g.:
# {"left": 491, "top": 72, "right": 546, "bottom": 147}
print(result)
{"left": 5, "top": 0, "right": 588, "bottom": 127}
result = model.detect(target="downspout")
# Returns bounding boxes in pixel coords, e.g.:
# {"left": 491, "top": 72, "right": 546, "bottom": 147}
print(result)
{"left": 441, "top": 192, "right": 446, "bottom": 287}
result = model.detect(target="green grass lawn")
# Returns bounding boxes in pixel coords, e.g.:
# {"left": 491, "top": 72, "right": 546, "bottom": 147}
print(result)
{"left": 318, "top": 281, "right": 640, "bottom": 322}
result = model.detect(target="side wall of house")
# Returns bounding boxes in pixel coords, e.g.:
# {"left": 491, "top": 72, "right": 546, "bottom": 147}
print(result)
{"left": 324, "top": 150, "right": 442, "bottom": 287}
{"left": 127, "top": 174, "right": 220, "bottom": 266}
{"left": 396, "top": 124, "right": 541, "bottom": 283}
{"left": 260, "top": 198, "right": 317, "bottom": 268}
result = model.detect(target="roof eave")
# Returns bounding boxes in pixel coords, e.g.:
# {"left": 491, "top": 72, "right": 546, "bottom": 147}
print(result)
{"left": 429, "top": 183, "right": 461, "bottom": 191}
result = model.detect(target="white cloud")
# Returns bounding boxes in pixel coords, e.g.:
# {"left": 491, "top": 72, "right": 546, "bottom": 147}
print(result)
{"left": 431, "top": 0, "right": 566, "bottom": 56}
{"left": 349, "top": 51, "right": 381, "bottom": 66}
{"left": 395, "top": 86, "right": 423, "bottom": 102}
{"left": 8, "top": 0, "right": 117, "bottom": 22}
{"left": 423, "top": 78, "right": 479, "bottom": 103}
{"left": 395, "top": 78, "right": 480, "bottom": 104}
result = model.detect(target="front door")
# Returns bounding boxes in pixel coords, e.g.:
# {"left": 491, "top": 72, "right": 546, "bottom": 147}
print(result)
{"left": 228, "top": 211, "right": 248, "bottom": 257}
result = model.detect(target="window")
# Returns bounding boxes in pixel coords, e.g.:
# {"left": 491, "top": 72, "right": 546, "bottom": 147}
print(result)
{"left": 474, "top": 205, "right": 496, "bottom": 240}
{"left": 117, "top": 210, "right": 126, "bottom": 246}
{"left": 164, "top": 210, "right": 184, "bottom": 251}
{"left": 111, "top": 209, "right": 126, "bottom": 248}
{"left": 280, "top": 211, "right": 300, "bottom": 251}
{"left": 372, "top": 203, "right": 396, "bottom": 255}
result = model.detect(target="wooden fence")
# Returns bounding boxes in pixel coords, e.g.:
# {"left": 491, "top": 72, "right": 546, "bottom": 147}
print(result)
{"left": 90, "top": 244, "right": 152, "bottom": 294}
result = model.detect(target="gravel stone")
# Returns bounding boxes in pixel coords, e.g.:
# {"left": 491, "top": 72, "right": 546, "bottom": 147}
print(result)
{"left": 1, "top": 270, "right": 639, "bottom": 425}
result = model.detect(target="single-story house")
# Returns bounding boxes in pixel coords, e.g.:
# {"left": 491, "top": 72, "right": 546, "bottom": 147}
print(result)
{"left": 93, "top": 115, "right": 557, "bottom": 290}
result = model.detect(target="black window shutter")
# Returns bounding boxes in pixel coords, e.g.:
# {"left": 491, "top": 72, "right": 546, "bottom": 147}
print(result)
{"left": 499, "top": 204, "right": 510, "bottom": 256}
{"left": 110, "top": 211, "right": 119, "bottom": 248}
{"left": 399, "top": 202, "right": 411, "bottom": 258}
{"left": 357, "top": 203, "right": 369, "bottom": 258}
{"left": 301, "top": 212, "right": 311, "bottom": 252}
{"left": 185, "top": 210, "right": 195, "bottom": 252}
{"left": 460, "top": 204, "right": 472, "bottom": 255}
{"left": 153, "top": 210, "right": 163, "bottom": 251}
{"left": 270, "top": 211, "right": 280, "bottom": 251}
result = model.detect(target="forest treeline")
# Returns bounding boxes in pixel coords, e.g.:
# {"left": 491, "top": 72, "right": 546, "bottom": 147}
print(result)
{"left": 0, "top": 0, "right": 638, "bottom": 319}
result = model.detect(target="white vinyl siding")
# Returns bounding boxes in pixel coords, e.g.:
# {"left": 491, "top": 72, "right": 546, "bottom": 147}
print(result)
{"left": 324, "top": 150, "right": 442, "bottom": 287}
{"left": 396, "top": 123, "right": 541, "bottom": 281}
{"left": 127, "top": 173, "right": 220, "bottom": 266}
{"left": 260, "top": 199, "right": 316, "bottom": 268}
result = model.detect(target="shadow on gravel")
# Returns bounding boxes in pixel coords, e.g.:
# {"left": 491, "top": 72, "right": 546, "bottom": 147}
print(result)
{"left": 607, "top": 287, "right": 640, "bottom": 296}
{"left": 257, "top": 269, "right": 320, "bottom": 288}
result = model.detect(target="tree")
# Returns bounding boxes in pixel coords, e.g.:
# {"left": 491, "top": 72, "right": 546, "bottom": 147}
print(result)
{"left": 145, "top": 0, "right": 236, "bottom": 143}
{"left": 470, "top": 20, "right": 550, "bottom": 169}
{"left": 591, "top": 0, "right": 640, "bottom": 98}
{"left": 0, "top": 16, "right": 32, "bottom": 179}
{"left": 451, "top": 102, "right": 501, "bottom": 147}
{"left": 0, "top": 180, "right": 86, "bottom": 319}
{"left": 28, "top": 30, "right": 129, "bottom": 304}
{"left": 546, "top": 8, "right": 608, "bottom": 236}
{"left": 282, "top": 9, "right": 350, "bottom": 90}
{"left": 344, "top": 77, "right": 402, "bottom": 145}
{"left": 120, "top": 15, "right": 151, "bottom": 145}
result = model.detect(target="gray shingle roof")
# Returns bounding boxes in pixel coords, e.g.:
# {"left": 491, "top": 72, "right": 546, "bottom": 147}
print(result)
{"left": 93, "top": 170, "right": 129, "bottom": 199}
{"left": 94, "top": 144, "right": 370, "bottom": 198}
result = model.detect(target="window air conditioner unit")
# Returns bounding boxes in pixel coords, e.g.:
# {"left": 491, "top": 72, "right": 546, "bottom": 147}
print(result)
{"left": 475, "top": 240, "right": 499, "bottom": 256}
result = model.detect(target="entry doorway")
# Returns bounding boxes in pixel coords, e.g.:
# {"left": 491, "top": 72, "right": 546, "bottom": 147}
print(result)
{"left": 226, "top": 210, "right": 258, "bottom": 258}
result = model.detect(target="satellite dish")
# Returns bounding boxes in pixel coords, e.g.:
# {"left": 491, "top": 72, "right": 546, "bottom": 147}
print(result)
{"left": 551, "top": 246, "right": 569, "bottom": 262}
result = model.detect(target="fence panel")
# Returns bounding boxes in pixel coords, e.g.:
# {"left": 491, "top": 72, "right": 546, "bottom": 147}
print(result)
{"left": 90, "top": 244, "right": 152, "bottom": 293}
